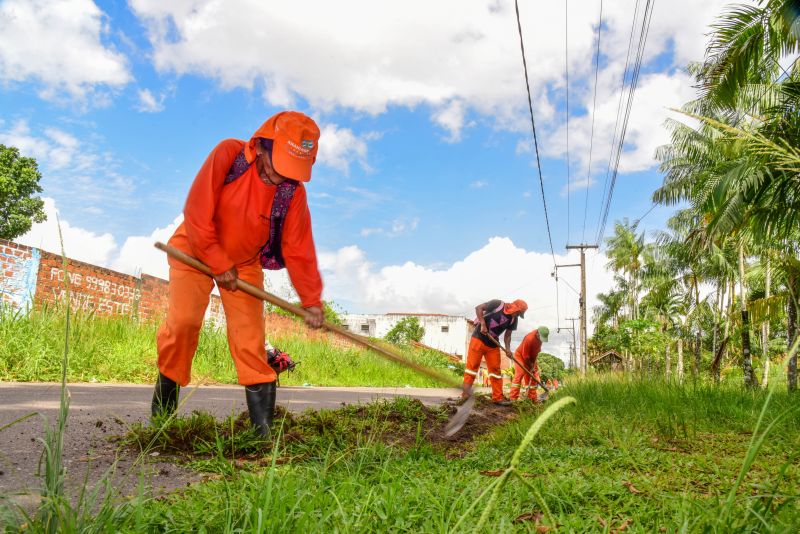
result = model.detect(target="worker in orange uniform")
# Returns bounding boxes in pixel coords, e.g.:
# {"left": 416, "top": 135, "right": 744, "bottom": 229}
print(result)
{"left": 151, "top": 111, "right": 324, "bottom": 436}
{"left": 509, "top": 327, "right": 549, "bottom": 402}
{"left": 462, "top": 299, "right": 528, "bottom": 406}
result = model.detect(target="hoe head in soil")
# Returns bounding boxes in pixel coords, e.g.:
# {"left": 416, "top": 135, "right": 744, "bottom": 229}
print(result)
{"left": 444, "top": 388, "right": 475, "bottom": 437}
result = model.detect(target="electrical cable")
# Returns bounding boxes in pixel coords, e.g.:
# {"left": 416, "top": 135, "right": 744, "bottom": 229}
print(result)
{"left": 595, "top": 0, "right": 642, "bottom": 243}
{"left": 514, "top": 0, "right": 560, "bottom": 329}
{"left": 595, "top": 0, "right": 655, "bottom": 245}
{"left": 565, "top": 0, "right": 571, "bottom": 246}
{"left": 582, "top": 0, "right": 604, "bottom": 243}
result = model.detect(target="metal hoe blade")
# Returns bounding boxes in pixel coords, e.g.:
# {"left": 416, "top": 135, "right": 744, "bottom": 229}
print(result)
{"left": 444, "top": 394, "right": 475, "bottom": 437}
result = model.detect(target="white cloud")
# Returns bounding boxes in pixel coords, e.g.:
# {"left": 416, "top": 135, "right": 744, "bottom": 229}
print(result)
{"left": 317, "top": 123, "right": 372, "bottom": 175}
{"left": 0, "top": 120, "right": 98, "bottom": 172}
{"left": 432, "top": 99, "right": 469, "bottom": 142}
{"left": 0, "top": 0, "right": 131, "bottom": 100}
{"left": 545, "top": 70, "right": 698, "bottom": 180}
{"left": 358, "top": 217, "right": 419, "bottom": 238}
{"left": 317, "top": 236, "right": 616, "bottom": 360}
{"left": 360, "top": 227, "right": 382, "bottom": 237}
{"left": 389, "top": 217, "right": 419, "bottom": 236}
{"left": 470, "top": 180, "right": 488, "bottom": 189}
{"left": 17, "top": 196, "right": 183, "bottom": 280}
{"left": 0, "top": 120, "right": 137, "bottom": 215}
{"left": 136, "top": 88, "right": 165, "bottom": 112}
{"left": 128, "top": 0, "right": 730, "bottom": 176}
{"left": 111, "top": 215, "right": 184, "bottom": 279}
{"left": 561, "top": 174, "right": 596, "bottom": 195}
{"left": 17, "top": 198, "right": 117, "bottom": 266}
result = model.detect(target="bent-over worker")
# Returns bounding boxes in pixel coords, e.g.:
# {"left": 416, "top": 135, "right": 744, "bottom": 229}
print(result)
{"left": 462, "top": 299, "right": 528, "bottom": 406}
{"left": 509, "top": 327, "right": 549, "bottom": 402}
{"left": 151, "top": 111, "right": 324, "bottom": 436}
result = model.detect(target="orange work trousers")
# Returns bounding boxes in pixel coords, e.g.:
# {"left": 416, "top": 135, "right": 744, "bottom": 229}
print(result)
{"left": 462, "top": 337, "right": 504, "bottom": 402}
{"left": 509, "top": 358, "right": 541, "bottom": 401}
{"left": 156, "top": 259, "right": 275, "bottom": 387}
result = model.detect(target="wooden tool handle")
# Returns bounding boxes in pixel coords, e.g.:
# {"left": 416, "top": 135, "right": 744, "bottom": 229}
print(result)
{"left": 155, "top": 242, "right": 459, "bottom": 387}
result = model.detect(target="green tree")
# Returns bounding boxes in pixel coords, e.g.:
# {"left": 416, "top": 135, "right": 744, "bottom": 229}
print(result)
{"left": 385, "top": 317, "right": 425, "bottom": 346}
{"left": 537, "top": 352, "right": 565, "bottom": 381}
{"left": 0, "top": 144, "right": 47, "bottom": 239}
{"left": 654, "top": 0, "right": 800, "bottom": 391}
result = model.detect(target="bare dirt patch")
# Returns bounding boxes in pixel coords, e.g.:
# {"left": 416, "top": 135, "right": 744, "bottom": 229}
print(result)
{"left": 121, "top": 395, "right": 535, "bottom": 468}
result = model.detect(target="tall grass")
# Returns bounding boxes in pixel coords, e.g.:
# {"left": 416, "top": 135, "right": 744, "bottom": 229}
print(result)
{"left": 0, "top": 226, "right": 144, "bottom": 533}
{"left": 0, "top": 306, "right": 456, "bottom": 387}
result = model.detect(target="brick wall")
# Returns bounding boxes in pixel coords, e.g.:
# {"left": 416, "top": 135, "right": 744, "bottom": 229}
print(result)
{"left": 264, "top": 312, "right": 358, "bottom": 350}
{"left": 36, "top": 250, "right": 142, "bottom": 317}
{"left": 138, "top": 274, "right": 169, "bottom": 323}
{"left": 0, "top": 241, "right": 41, "bottom": 310}
{"left": 0, "top": 239, "right": 350, "bottom": 348}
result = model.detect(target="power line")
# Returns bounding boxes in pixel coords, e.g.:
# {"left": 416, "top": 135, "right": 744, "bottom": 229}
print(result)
{"left": 560, "top": 275, "right": 581, "bottom": 297}
{"left": 582, "top": 0, "right": 604, "bottom": 243}
{"left": 595, "top": 0, "right": 655, "bottom": 245}
{"left": 596, "top": 6, "right": 793, "bottom": 246}
{"left": 595, "top": 0, "right": 642, "bottom": 242}
{"left": 514, "top": 0, "right": 559, "bottom": 329}
{"left": 514, "top": 0, "right": 556, "bottom": 264}
{"left": 633, "top": 202, "right": 657, "bottom": 227}
{"left": 565, "top": 0, "right": 571, "bottom": 246}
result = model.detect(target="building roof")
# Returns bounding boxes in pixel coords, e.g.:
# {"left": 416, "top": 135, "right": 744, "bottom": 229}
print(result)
{"left": 590, "top": 350, "right": 623, "bottom": 365}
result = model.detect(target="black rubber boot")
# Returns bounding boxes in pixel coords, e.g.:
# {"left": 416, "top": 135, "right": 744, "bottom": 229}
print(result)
{"left": 245, "top": 382, "right": 277, "bottom": 437}
{"left": 151, "top": 372, "right": 180, "bottom": 418}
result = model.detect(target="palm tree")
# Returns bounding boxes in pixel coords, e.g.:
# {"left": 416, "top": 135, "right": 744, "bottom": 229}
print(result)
{"left": 605, "top": 219, "right": 646, "bottom": 322}
{"left": 698, "top": 0, "right": 800, "bottom": 113}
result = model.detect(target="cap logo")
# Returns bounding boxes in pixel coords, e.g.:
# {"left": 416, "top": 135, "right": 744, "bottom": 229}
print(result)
{"left": 301, "top": 139, "right": 314, "bottom": 150}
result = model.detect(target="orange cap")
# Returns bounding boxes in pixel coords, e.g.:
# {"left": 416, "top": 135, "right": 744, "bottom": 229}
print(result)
{"left": 246, "top": 111, "right": 321, "bottom": 182}
{"left": 503, "top": 299, "right": 528, "bottom": 317}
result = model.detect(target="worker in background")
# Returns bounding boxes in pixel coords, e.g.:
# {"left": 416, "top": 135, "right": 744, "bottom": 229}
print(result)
{"left": 509, "top": 327, "right": 549, "bottom": 402}
{"left": 462, "top": 299, "right": 528, "bottom": 406}
{"left": 152, "top": 111, "right": 324, "bottom": 436}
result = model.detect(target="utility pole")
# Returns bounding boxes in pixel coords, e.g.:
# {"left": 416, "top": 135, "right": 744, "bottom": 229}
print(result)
{"left": 567, "top": 317, "right": 578, "bottom": 369}
{"left": 565, "top": 244, "right": 598, "bottom": 375}
{"left": 557, "top": 317, "right": 579, "bottom": 369}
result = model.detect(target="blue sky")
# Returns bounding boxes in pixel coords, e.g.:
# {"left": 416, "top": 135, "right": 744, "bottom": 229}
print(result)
{"left": 0, "top": 0, "right": 735, "bottom": 357}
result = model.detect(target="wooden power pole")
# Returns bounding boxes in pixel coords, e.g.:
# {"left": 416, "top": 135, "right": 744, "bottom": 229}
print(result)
{"left": 565, "top": 244, "right": 598, "bottom": 374}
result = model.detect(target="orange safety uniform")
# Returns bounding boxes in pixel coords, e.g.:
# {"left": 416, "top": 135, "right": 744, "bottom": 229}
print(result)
{"left": 509, "top": 330, "right": 542, "bottom": 401}
{"left": 464, "top": 337, "right": 504, "bottom": 401}
{"left": 462, "top": 299, "right": 521, "bottom": 402}
{"left": 157, "top": 126, "right": 322, "bottom": 387}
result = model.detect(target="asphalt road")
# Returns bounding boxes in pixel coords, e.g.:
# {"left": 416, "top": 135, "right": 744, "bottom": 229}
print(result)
{"left": 0, "top": 382, "right": 462, "bottom": 507}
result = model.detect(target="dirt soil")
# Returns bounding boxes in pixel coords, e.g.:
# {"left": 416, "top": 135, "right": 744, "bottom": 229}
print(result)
{"left": 123, "top": 395, "right": 530, "bottom": 468}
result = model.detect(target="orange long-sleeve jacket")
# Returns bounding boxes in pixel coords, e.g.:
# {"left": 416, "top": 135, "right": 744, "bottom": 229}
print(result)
{"left": 167, "top": 138, "right": 323, "bottom": 308}
{"left": 515, "top": 330, "right": 542, "bottom": 366}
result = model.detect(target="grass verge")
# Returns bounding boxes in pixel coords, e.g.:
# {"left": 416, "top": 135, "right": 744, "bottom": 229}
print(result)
{"left": 3, "top": 376, "right": 797, "bottom": 532}
{"left": 0, "top": 305, "right": 458, "bottom": 387}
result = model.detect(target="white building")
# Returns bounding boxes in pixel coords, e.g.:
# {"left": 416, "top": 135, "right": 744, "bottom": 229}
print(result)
{"left": 343, "top": 313, "right": 473, "bottom": 360}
